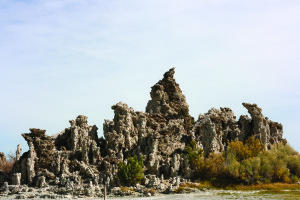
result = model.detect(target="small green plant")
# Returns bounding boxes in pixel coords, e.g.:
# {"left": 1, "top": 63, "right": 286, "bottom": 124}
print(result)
{"left": 117, "top": 155, "right": 144, "bottom": 186}
{"left": 184, "top": 140, "right": 203, "bottom": 169}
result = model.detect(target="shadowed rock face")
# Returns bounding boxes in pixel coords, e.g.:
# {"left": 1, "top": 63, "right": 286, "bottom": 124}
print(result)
{"left": 1, "top": 68, "right": 286, "bottom": 191}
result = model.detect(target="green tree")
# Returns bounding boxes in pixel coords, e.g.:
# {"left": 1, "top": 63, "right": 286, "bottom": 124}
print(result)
{"left": 117, "top": 155, "right": 144, "bottom": 186}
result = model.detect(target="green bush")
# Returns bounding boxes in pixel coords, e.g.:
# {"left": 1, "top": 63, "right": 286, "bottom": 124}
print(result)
{"left": 291, "top": 175, "right": 299, "bottom": 183}
{"left": 287, "top": 155, "right": 300, "bottom": 177}
{"left": 117, "top": 155, "right": 144, "bottom": 186}
{"left": 240, "top": 157, "right": 261, "bottom": 183}
{"left": 255, "top": 143, "right": 298, "bottom": 183}
{"left": 258, "top": 151, "right": 273, "bottom": 181}
{"left": 223, "top": 151, "right": 240, "bottom": 179}
{"left": 184, "top": 140, "right": 203, "bottom": 169}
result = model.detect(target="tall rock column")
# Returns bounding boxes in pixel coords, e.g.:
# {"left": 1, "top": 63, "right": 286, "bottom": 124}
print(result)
{"left": 197, "top": 116, "right": 220, "bottom": 156}
{"left": 27, "top": 141, "right": 36, "bottom": 185}
{"left": 242, "top": 103, "right": 270, "bottom": 149}
{"left": 103, "top": 102, "right": 138, "bottom": 158}
{"left": 16, "top": 144, "right": 22, "bottom": 161}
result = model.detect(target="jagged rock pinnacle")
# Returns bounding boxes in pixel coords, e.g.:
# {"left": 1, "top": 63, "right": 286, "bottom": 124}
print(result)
{"left": 146, "top": 68, "right": 193, "bottom": 131}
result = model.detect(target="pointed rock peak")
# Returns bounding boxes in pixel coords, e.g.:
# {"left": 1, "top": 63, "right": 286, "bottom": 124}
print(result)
{"left": 146, "top": 68, "right": 192, "bottom": 130}
{"left": 163, "top": 67, "right": 175, "bottom": 80}
{"left": 242, "top": 103, "right": 263, "bottom": 119}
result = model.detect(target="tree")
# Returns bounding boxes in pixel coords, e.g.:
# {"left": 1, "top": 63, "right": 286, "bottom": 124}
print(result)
{"left": 117, "top": 155, "right": 144, "bottom": 186}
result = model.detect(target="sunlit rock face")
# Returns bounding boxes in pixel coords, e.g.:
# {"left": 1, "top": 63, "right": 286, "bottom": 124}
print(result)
{"left": 241, "top": 103, "right": 286, "bottom": 150}
{"left": 191, "top": 107, "right": 241, "bottom": 156}
{"left": 103, "top": 68, "right": 191, "bottom": 178}
{"left": 1, "top": 68, "right": 286, "bottom": 193}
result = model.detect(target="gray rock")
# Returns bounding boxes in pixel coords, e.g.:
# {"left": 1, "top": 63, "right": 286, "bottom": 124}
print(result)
{"left": 15, "top": 144, "right": 22, "bottom": 161}
{"left": 12, "top": 173, "right": 21, "bottom": 185}
{"left": 0, "top": 68, "right": 287, "bottom": 199}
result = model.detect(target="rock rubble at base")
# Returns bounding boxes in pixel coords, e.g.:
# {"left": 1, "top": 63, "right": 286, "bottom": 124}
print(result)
{"left": 0, "top": 178, "right": 205, "bottom": 199}
{"left": 0, "top": 68, "right": 286, "bottom": 198}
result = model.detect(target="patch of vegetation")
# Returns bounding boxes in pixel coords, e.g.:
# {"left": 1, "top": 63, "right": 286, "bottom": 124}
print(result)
{"left": 174, "top": 186, "right": 186, "bottom": 193}
{"left": 257, "top": 190, "right": 300, "bottom": 199}
{"left": 0, "top": 151, "right": 15, "bottom": 174}
{"left": 117, "top": 155, "right": 144, "bottom": 186}
{"left": 233, "top": 183, "right": 300, "bottom": 191}
{"left": 186, "top": 137, "right": 300, "bottom": 186}
{"left": 183, "top": 140, "right": 203, "bottom": 169}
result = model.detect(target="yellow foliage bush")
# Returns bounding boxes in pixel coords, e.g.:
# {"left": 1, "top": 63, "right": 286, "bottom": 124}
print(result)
{"left": 226, "top": 136, "right": 265, "bottom": 162}
{"left": 196, "top": 152, "right": 225, "bottom": 179}
{"left": 188, "top": 137, "right": 300, "bottom": 185}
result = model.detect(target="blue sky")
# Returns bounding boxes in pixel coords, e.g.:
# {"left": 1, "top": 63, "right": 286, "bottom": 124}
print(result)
{"left": 0, "top": 0, "right": 299, "bottom": 156}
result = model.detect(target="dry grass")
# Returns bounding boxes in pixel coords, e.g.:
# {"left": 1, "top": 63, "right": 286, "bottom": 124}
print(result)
{"left": 233, "top": 183, "right": 300, "bottom": 191}
{"left": 214, "top": 182, "right": 300, "bottom": 199}
{"left": 195, "top": 180, "right": 300, "bottom": 191}
{"left": 257, "top": 190, "right": 300, "bottom": 199}
{"left": 240, "top": 190, "right": 300, "bottom": 200}
{"left": 174, "top": 181, "right": 213, "bottom": 193}
{"left": 0, "top": 160, "right": 14, "bottom": 174}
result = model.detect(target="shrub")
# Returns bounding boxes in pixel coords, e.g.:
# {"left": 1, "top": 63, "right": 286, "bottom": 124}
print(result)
{"left": 258, "top": 143, "right": 298, "bottom": 183}
{"left": 117, "top": 155, "right": 144, "bottom": 186}
{"left": 184, "top": 140, "right": 203, "bottom": 169}
{"left": 259, "top": 151, "right": 273, "bottom": 181}
{"left": 0, "top": 151, "right": 16, "bottom": 174}
{"left": 196, "top": 152, "right": 225, "bottom": 179}
{"left": 223, "top": 151, "right": 240, "bottom": 180}
{"left": 240, "top": 157, "right": 261, "bottom": 183}
{"left": 291, "top": 175, "right": 299, "bottom": 183}
{"left": 226, "top": 136, "right": 265, "bottom": 162}
{"left": 187, "top": 138, "right": 300, "bottom": 185}
{"left": 0, "top": 160, "right": 14, "bottom": 174}
{"left": 286, "top": 155, "right": 300, "bottom": 177}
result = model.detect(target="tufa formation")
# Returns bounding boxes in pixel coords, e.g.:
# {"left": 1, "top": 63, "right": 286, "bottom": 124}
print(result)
{"left": 0, "top": 68, "right": 286, "bottom": 198}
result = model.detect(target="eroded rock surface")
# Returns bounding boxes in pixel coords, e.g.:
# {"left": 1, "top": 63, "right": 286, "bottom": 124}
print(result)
{"left": 146, "top": 68, "right": 193, "bottom": 131}
{"left": 0, "top": 68, "right": 286, "bottom": 198}
{"left": 0, "top": 153, "right": 6, "bottom": 168}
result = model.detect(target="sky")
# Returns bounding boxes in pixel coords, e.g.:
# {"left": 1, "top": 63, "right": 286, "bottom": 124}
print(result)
{"left": 0, "top": 0, "right": 299, "bottom": 156}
